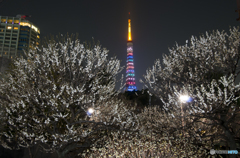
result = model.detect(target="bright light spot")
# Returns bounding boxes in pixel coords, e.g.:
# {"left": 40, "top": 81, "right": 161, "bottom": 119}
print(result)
{"left": 179, "top": 95, "right": 191, "bottom": 103}
{"left": 88, "top": 108, "right": 94, "bottom": 114}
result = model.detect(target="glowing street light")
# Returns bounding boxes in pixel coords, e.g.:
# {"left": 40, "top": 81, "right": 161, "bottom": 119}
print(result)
{"left": 87, "top": 108, "right": 94, "bottom": 116}
{"left": 179, "top": 94, "right": 191, "bottom": 136}
{"left": 179, "top": 95, "right": 191, "bottom": 103}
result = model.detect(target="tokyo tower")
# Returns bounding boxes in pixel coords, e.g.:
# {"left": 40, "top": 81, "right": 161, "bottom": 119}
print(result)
{"left": 126, "top": 12, "right": 137, "bottom": 91}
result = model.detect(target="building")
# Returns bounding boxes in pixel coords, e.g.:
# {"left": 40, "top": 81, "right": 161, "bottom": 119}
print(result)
{"left": 0, "top": 15, "right": 40, "bottom": 59}
{"left": 126, "top": 12, "right": 137, "bottom": 91}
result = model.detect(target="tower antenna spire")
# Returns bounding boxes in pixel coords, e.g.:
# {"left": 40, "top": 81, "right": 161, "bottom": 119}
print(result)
{"left": 128, "top": 12, "right": 132, "bottom": 41}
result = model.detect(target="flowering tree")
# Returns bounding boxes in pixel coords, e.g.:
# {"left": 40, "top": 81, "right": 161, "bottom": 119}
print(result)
{"left": 142, "top": 27, "right": 240, "bottom": 157}
{"left": 0, "top": 35, "right": 139, "bottom": 158}
{"left": 77, "top": 28, "right": 240, "bottom": 158}
{"left": 81, "top": 106, "right": 211, "bottom": 158}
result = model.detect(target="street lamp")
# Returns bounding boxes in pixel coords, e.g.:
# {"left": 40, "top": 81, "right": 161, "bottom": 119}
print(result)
{"left": 87, "top": 108, "right": 94, "bottom": 116}
{"left": 179, "top": 95, "right": 191, "bottom": 136}
{"left": 179, "top": 95, "right": 191, "bottom": 103}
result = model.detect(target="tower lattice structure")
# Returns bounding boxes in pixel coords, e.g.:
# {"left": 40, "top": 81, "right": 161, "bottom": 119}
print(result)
{"left": 126, "top": 12, "right": 137, "bottom": 91}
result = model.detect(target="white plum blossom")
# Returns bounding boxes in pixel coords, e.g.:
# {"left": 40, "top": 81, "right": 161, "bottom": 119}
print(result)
{"left": 0, "top": 35, "right": 138, "bottom": 158}
{"left": 141, "top": 27, "right": 240, "bottom": 157}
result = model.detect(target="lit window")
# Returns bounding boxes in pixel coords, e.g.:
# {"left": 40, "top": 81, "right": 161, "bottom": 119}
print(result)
{"left": 7, "top": 19, "right": 13, "bottom": 23}
{"left": 1, "top": 19, "right": 6, "bottom": 23}
{"left": 13, "top": 27, "right": 18, "bottom": 30}
{"left": 14, "top": 20, "right": 19, "bottom": 24}
{"left": 37, "top": 35, "right": 40, "bottom": 38}
{"left": 31, "top": 25, "right": 38, "bottom": 32}
{"left": 1, "top": 19, "right": 5, "bottom": 23}
{"left": 5, "top": 52, "right": 7, "bottom": 55}
{"left": 20, "top": 22, "right": 31, "bottom": 27}
{"left": 7, "top": 26, "right": 12, "bottom": 29}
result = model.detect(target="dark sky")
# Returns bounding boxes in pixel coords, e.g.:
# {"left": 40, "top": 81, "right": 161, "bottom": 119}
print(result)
{"left": 0, "top": 0, "right": 239, "bottom": 90}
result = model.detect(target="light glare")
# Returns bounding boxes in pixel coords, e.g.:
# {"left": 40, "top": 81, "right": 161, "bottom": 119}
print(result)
{"left": 88, "top": 108, "right": 94, "bottom": 114}
{"left": 179, "top": 95, "right": 191, "bottom": 103}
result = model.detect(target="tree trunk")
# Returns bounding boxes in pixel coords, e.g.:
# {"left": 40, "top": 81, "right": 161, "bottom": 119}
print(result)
{"left": 224, "top": 126, "right": 237, "bottom": 158}
{"left": 56, "top": 150, "right": 65, "bottom": 158}
{"left": 28, "top": 147, "right": 33, "bottom": 158}
{"left": 56, "top": 141, "right": 91, "bottom": 158}
{"left": 220, "top": 113, "right": 237, "bottom": 158}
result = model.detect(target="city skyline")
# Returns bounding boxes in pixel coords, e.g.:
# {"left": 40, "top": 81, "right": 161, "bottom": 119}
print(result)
{"left": 0, "top": 0, "right": 239, "bottom": 89}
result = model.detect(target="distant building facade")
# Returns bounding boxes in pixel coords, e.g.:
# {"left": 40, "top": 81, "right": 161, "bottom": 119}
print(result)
{"left": 0, "top": 15, "right": 40, "bottom": 59}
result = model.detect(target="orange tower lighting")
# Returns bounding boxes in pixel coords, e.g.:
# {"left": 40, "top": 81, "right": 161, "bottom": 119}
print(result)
{"left": 128, "top": 12, "right": 132, "bottom": 41}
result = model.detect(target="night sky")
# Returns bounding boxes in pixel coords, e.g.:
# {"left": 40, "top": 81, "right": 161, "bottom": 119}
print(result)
{"left": 0, "top": 0, "right": 239, "bottom": 90}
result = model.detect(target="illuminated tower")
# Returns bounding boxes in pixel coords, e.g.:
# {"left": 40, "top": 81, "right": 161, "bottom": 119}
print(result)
{"left": 126, "top": 12, "right": 137, "bottom": 91}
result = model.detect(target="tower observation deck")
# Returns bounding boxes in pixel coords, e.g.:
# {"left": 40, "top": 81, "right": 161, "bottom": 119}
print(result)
{"left": 126, "top": 12, "right": 137, "bottom": 91}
